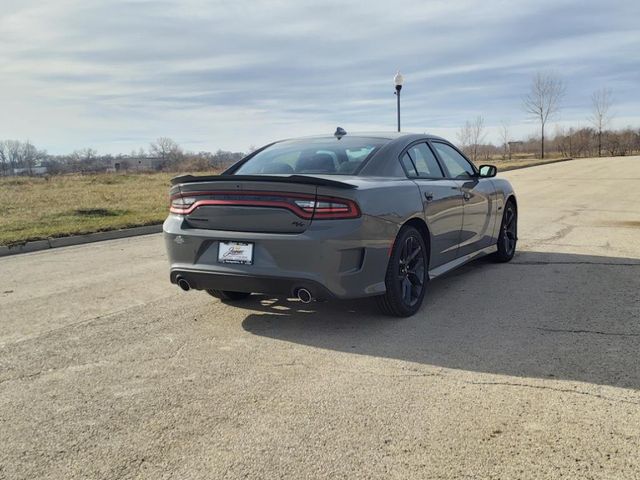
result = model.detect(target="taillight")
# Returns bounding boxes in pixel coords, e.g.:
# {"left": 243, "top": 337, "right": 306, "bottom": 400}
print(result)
{"left": 294, "top": 197, "right": 360, "bottom": 219}
{"left": 169, "top": 197, "right": 196, "bottom": 213}
{"left": 169, "top": 191, "right": 360, "bottom": 219}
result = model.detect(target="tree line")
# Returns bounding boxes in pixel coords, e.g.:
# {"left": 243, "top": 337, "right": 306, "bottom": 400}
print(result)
{"left": 458, "top": 72, "right": 639, "bottom": 163}
{"left": 0, "top": 137, "right": 245, "bottom": 176}
{"left": 3, "top": 72, "right": 638, "bottom": 176}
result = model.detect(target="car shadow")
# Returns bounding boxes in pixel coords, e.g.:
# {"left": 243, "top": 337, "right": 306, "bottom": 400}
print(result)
{"left": 239, "top": 251, "right": 640, "bottom": 390}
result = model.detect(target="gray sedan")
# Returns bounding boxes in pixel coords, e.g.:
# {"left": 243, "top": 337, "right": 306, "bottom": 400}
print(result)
{"left": 163, "top": 130, "right": 517, "bottom": 316}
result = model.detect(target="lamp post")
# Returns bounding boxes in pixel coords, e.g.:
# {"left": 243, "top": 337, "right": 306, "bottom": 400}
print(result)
{"left": 394, "top": 71, "right": 403, "bottom": 132}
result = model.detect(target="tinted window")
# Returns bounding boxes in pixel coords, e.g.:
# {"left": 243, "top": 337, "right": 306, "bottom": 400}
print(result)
{"left": 234, "top": 137, "right": 385, "bottom": 176}
{"left": 432, "top": 142, "right": 476, "bottom": 179}
{"left": 407, "top": 143, "right": 444, "bottom": 178}
{"left": 400, "top": 153, "right": 417, "bottom": 176}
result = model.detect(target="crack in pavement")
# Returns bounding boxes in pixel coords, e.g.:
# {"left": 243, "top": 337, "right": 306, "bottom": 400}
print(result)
{"left": 353, "top": 367, "right": 640, "bottom": 406}
{"left": 329, "top": 366, "right": 640, "bottom": 407}
{"left": 535, "top": 327, "right": 640, "bottom": 337}
{"left": 466, "top": 380, "right": 640, "bottom": 406}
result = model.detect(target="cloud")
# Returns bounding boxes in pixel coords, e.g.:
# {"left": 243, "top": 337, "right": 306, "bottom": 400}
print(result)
{"left": 0, "top": 0, "right": 639, "bottom": 153}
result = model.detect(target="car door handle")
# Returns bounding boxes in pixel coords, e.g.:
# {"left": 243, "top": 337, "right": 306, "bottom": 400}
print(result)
{"left": 424, "top": 192, "right": 434, "bottom": 202}
{"left": 463, "top": 192, "right": 471, "bottom": 201}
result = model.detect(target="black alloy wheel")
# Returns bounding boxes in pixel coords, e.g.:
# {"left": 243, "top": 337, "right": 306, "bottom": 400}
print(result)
{"left": 494, "top": 201, "right": 517, "bottom": 262}
{"left": 377, "top": 225, "right": 428, "bottom": 317}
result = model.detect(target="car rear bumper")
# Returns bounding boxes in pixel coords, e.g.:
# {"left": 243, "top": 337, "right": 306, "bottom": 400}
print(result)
{"left": 163, "top": 214, "right": 398, "bottom": 299}
{"left": 170, "top": 268, "right": 335, "bottom": 300}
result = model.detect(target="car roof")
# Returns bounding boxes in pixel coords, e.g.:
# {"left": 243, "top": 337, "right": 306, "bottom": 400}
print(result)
{"left": 277, "top": 132, "right": 447, "bottom": 143}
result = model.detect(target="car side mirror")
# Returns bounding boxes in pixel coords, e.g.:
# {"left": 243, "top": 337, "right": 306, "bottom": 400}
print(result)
{"left": 478, "top": 164, "right": 497, "bottom": 178}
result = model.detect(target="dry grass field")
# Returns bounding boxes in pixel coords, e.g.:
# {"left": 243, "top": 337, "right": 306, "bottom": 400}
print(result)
{"left": 0, "top": 157, "right": 573, "bottom": 246}
{"left": 0, "top": 171, "right": 215, "bottom": 246}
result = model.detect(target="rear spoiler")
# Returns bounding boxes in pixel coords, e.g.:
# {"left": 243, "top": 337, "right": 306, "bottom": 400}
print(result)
{"left": 170, "top": 174, "right": 358, "bottom": 189}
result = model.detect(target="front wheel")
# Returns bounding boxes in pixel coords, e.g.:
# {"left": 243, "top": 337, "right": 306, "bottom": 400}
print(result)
{"left": 206, "top": 290, "right": 251, "bottom": 301}
{"left": 376, "top": 225, "right": 428, "bottom": 317}
{"left": 494, "top": 200, "right": 517, "bottom": 262}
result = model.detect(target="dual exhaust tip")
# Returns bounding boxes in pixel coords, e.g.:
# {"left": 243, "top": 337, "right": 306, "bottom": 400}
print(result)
{"left": 295, "top": 288, "right": 312, "bottom": 304}
{"left": 177, "top": 277, "right": 191, "bottom": 292}
{"left": 176, "top": 276, "right": 313, "bottom": 303}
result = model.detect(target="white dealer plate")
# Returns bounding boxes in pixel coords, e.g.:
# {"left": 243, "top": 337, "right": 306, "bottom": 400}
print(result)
{"left": 218, "top": 241, "right": 254, "bottom": 265}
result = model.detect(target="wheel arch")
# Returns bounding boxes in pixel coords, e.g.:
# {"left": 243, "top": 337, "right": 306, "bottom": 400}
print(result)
{"left": 402, "top": 217, "right": 432, "bottom": 266}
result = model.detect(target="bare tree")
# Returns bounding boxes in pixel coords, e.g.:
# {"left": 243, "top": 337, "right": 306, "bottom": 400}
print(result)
{"left": 22, "top": 141, "right": 38, "bottom": 175}
{"left": 470, "top": 116, "right": 486, "bottom": 163}
{"left": 456, "top": 122, "right": 472, "bottom": 153}
{"left": 567, "top": 126, "right": 574, "bottom": 158}
{"left": 75, "top": 148, "right": 97, "bottom": 162}
{"left": 523, "top": 72, "right": 565, "bottom": 159}
{"left": 457, "top": 116, "right": 486, "bottom": 162}
{"left": 589, "top": 88, "right": 613, "bottom": 157}
{"left": 619, "top": 127, "right": 636, "bottom": 156}
{"left": 4, "top": 140, "right": 22, "bottom": 173}
{"left": 0, "top": 140, "right": 48, "bottom": 175}
{"left": 499, "top": 121, "right": 511, "bottom": 160}
{"left": 0, "top": 142, "right": 7, "bottom": 176}
{"left": 150, "top": 137, "right": 181, "bottom": 166}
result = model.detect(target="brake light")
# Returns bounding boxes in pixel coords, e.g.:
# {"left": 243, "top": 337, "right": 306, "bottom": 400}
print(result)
{"left": 170, "top": 197, "right": 196, "bottom": 209}
{"left": 169, "top": 191, "right": 360, "bottom": 220}
{"left": 294, "top": 197, "right": 360, "bottom": 219}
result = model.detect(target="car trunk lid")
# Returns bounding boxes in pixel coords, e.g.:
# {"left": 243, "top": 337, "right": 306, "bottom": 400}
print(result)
{"left": 171, "top": 175, "right": 358, "bottom": 234}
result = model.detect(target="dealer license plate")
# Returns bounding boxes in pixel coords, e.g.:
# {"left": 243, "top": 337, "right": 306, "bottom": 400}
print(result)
{"left": 218, "top": 241, "right": 254, "bottom": 265}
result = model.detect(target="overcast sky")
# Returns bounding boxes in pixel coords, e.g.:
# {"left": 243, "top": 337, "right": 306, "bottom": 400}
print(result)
{"left": 1, "top": 0, "right": 639, "bottom": 154}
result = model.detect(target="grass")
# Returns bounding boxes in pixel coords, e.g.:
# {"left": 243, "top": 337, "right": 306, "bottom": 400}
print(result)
{"left": 0, "top": 171, "right": 219, "bottom": 246}
{"left": 0, "top": 156, "right": 582, "bottom": 246}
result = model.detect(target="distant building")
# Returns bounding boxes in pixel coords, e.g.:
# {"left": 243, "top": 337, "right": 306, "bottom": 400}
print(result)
{"left": 12, "top": 166, "right": 48, "bottom": 176}
{"left": 508, "top": 141, "right": 524, "bottom": 151}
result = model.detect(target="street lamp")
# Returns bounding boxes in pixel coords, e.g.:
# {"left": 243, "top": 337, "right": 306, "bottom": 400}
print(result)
{"left": 394, "top": 71, "right": 403, "bottom": 132}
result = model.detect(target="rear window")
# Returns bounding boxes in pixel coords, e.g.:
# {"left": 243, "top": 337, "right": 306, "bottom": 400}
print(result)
{"left": 233, "top": 137, "right": 386, "bottom": 175}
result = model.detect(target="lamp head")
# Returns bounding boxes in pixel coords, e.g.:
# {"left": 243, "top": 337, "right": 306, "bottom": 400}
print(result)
{"left": 394, "top": 71, "right": 404, "bottom": 91}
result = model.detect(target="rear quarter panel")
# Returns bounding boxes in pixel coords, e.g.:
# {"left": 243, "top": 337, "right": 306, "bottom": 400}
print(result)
{"left": 317, "top": 177, "right": 423, "bottom": 230}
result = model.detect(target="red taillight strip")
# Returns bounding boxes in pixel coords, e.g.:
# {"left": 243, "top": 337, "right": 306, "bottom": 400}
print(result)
{"left": 171, "top": 199, "right": 314, "bottom": 218}
{"left": 169, "top": 190, "right": 360, "bottom": 220}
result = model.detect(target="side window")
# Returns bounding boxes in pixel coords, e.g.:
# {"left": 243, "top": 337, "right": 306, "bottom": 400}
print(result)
{"left": 400, "top": 153, "right": 418, "bottom": 177}
{"left": 407, "top": 143, "right": 444, "bottom": 178}
{"left": 432, "top": 142, "right": 476, "bottom": 179}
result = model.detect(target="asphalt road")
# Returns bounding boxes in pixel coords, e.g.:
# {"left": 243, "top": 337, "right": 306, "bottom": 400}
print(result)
{"left": 1, "top": 156, "right": 639, "bottom": 479}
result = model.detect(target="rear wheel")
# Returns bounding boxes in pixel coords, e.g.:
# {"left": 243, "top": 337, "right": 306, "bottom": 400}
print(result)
{"left": 376, "top": 225, "right": 428, "bottom": 317}
{"left": 206, "top": 290, "right": 251, "bottom": 301}
{"left": 494, "top": 200, "right": 517, "bottom": 262}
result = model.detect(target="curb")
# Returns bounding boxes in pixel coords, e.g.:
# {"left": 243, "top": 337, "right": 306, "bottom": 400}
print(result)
{"left": 0, "top": 224, "right": 163, "bottom": 258}
{"left": 500, "top": 157, "right": 574, "bottom": 172}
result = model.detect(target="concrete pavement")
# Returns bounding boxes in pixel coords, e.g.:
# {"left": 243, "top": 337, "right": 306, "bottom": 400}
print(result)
{"left": 1, "top": 156, "right": 639, "bottom": 479}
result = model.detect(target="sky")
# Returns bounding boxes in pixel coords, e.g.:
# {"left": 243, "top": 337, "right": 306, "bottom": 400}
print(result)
{"left": 1, "top": 0, "right": 639, "bottom": 155}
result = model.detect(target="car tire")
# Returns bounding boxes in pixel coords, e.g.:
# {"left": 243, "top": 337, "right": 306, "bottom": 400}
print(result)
{"left": 376, "top": 225, "right": 428, "bottom": 317}
{"left": 206, "top": 290, "right": 252, "bottom": 301}
{"left": 493, "top": 200, "right": 517, "bottom": 262}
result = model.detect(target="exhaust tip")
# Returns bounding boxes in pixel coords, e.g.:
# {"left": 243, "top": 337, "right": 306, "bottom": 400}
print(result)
{"left": 296, "top": 288, "right": 312, "bottom": 304}
{"left": 177, "top": 277, "right": 191, "bottom": 292}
